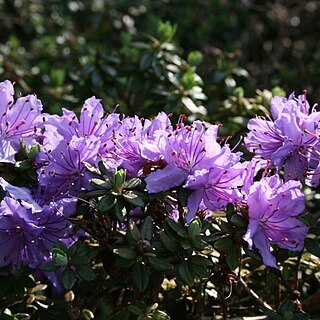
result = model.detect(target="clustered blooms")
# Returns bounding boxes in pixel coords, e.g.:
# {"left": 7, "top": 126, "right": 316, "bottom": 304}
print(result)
{"left": 0, "top": 80, "right": 313, "bottom": 271}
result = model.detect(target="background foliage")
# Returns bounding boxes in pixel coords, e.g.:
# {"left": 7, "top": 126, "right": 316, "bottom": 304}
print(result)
{"left": 0, "top": 1, "right": 320, "bottom": 319}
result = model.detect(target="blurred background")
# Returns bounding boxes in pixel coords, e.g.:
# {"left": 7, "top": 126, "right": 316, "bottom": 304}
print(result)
{"left": 0, "top": 0, "right": 319, "bottom": 136}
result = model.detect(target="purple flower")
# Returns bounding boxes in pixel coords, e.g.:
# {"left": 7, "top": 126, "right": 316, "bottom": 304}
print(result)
{"left": 107, "top": 113, "right": 171, "bottom": 176}
{"left": 37, "top": 136, "right": 100, "bottom": 203}
{"left": 243, "top": 175, "right": 308, "bottom": 268}
{"left": 0, "top": 80, "right": 43, "bottom": 163}
{"left": 43, "top": 96, "right": 122, "bottom": 163}
{"left": 245, "top": 92, "right": 320, "bottom": 181}
{"left": 184, "top": 161, "right": 245, "bottom": 222}
{"left": 0, "top": 179, "right": 77, "bottom": 269}
{"left": 145, "top": 121, "right": 229, "bottom": 193}
{"left": 0, "top": 197, "right": 42, "bottom": 268}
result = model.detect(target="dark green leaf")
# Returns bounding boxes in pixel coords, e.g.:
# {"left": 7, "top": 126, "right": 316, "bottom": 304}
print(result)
{"left": 112, "top": 201, "right": 126, "bottom": 222}
{"left": 230, "top": 214, "right": 247, "bottom": 228}
{"left": 77, "top": 266, "right": 96, "bottom": 281}
{"left": 159, "top": 230, "right": 178, "bottom": 252}
{"left": 98, "top": 195, "right": 117, "bottom": 213}
{"left": 304, "top": 237, "right": 320, "bottom": 257}
{"left": 40, "top": 261, "right": 57, "bottom": 272}
{"left": 226, "top": 246, "right": 240, "bottom": 270}
{"left": 122, "top": 191, "right": 144, "bottom": 207}
{"left": 61, "top": 269, "right": 77, "bottom": 290}
{"left": 128, "top": 221, "right": 142, "bottom": 242}
{"left": 152, "top": 310, "right": 170, "bottom": 320}
{"left": 54, "top": 241, "right": 68, "bottom": 252}
{"left": 132, "top": 263, "right": 150, "bottom": 292}
{"left": 113, "top": 247, "right": 137, "bottom": 260}
{"left": 127, "top": 305, "right": 144, "bottom": 316}
{"left": 191, "top": 255, "right": 213, "bottom": 267}
{"left": 178, "top": 262, "right": 194, "bottom": 286}
{"left": 147, "top": 256, "right": 173, "bottom": 272}
{"left": 71, "top": 255, "right": 91, "bottom": 266}
{"left": 166, "top": 218, "right": 188, "bottom": 238}
{"left": 124, "top": 178, "right": 142, "bottom": 189}
{"left": 140, "top": 53, "right": 154, "bottom": 70}
{"left": 140, "top": 216, "right": 153, "bottom": 241}
{"left": 214, "top": 237, "right": 233, "bottom": 253}
{"left": 90, "top": 178, "right": 113, "bottom": 190}
{"left": 188, "top": 217, "right": 202, "bottom": 237}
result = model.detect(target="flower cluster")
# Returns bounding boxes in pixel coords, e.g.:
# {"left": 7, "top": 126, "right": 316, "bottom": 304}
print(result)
{"left": 0, "top": 80, "right": 310, "bottom": 273}
{"left": 245, "top": 92, "right": 320, "bottom": 185}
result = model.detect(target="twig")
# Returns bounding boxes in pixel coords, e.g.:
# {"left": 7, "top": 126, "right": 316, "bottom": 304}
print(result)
{"left": 239, "top": 277, "right": 275, "bottom": 312}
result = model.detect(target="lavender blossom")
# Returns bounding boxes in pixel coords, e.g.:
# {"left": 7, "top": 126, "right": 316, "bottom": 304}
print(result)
{"left": 0, "top": 80, "right": 43, "bottom": 163}
{"left": 37, "top": 135, "right": 100, "bottom": 203}
{"left": 0, "top": 179, "right": 76, "bottom": 269}
{"left": 0, "top": 197, "right": 42, "bottom": 268}
{"left": 245, "top": 92, "right": 320, "bottom": 181}
{"left": 242, "top": 175, "right": 308, "bottom": 268}
{"left": 108, "top": 113, "right": 172, "bottom": 176}
{"left": 145, "top": 121, "right": 232, "bottom": 193}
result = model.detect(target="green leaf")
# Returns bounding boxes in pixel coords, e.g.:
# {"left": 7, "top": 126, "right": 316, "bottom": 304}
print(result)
{"left": 226, "top": 203, "right": 235, "bottom": 222}
{"left": 113, "top": 247, "right": 137, "bottom": 260}
{"left": 230, "top": 214, "right": 247, "bottom": 228}
{"left": 159, "top": 230, "right": 178, "bottom": 252}
{"left": 127, "top": 305, "right": 144, "bottom": 316}
{"left": 218, "top": 220, "right": 234, "bottom": 234}
{"left": 90, "top": 178, "right": 113, "bottom": 190}
{"left": 122, "top": 191, "right": 144, "bottom": 207}
{"left": 98, "top": 160, "right": 110, "bottom": 175}
{"left": 128, "top": 221, "right": 142, "bottom": 242}
{"left": 304, "top": 237, "right": 320, "bottom": 257}
{"left": 82, "top": 161, "right": 101, "bottom": 175}
{"left": 189, "top": 262, "right": 209, "bottom": 279}
{"left": 54, "top": 241, "right": 68, "bottom": 252}
{"left": 71, "top": 255, "right": 91, "bottom": 266}
{"left": 124, "top": 178, "right": 142, "bottom": 189}
{"left": 147, "top": 256, "right": 173, "bottom": 272}
{"left": 152, "top": 310, "right": 170, "bottom": 320}
{"left": 132, "top": 263, "right": 150, "bottom": 292}
{"left": 40, "top": 261, "right": 57, "bottom": 272}
{"left": 226, "top": 246, "right": 240, "bottom": 270}
{"left": 98, "top": 195, "right": 117, "bottom": 213}
{"left": 187, "top": 51, "right": 203, "bottom": 66}
{"left": 180, "top": 239, "right": 192, "bottom": 250}
{"left": 178, "top": 262, "right": 194, "bottom": 286}
{"left": 116, "top": 309, "right": 130, "bottom": 320}
{"left": 140, "top": 53, "right": 154, "bottom": 70}
{"left": 114, "top": 169, "right": 126, "bottom": 187}
{"left": 61, "top": 269, "right": 77, "bottom": 290}
{"left": 115, "top": 257, "right": 135, "bottom": 268}
{"left": 52, "top": 248, "right": 68, "bottom": 266}
{"left": 112, "top": 201, "right": 126, "bottom": 222}
{"left": 166, "top": 218, "right": 188, "bottom": 238}
{"left": 191, "top": 255, "right": 213, "bottom": 267}
{"left": 140, "top": 216, "right": 153, "bottom": 241}
{"left": 178, "top": 188, "right": 192, "bottom": 207}
{"left": 188, "top": 217, "right": 202, "bottom": 237}
{"left": 77, "top": 266, "right": 96, "bottom": 281}
{"left": 15, "top": 160, "right": 31, "bottom": 171}
{"left": 214, "top": 237, "right": 233, "bottom": 253}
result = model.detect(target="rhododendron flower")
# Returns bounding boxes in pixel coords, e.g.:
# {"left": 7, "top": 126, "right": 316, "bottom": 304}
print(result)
{"left": 245, "top": 92, "right": 320, "bottom": 181}
{"left": 243, "top": 175, "right": 308, "bottom": 268}
{"left": 0, "top": 197, "right": 42, "bottom": 268}
{"left": 145, "top": 121, "right": 235, "bottom": 193}
{"left": 0, "top": 80, "right": 43, "bottom": 163}
{"left": 0, "top": 180, "right": 76, "bottom": 268}
{"left": 184, "top": 162, "right": 245, "bottom": 222}
{"left": 37, "top": 136, "right": 100, "bottom": 202}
